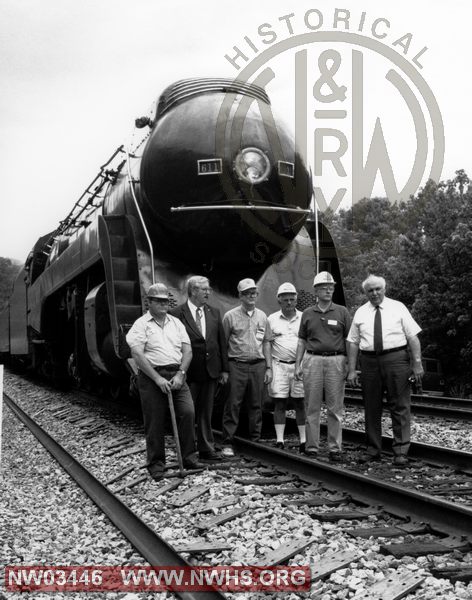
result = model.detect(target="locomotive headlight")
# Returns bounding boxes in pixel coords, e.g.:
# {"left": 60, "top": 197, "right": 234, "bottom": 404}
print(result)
{"left": 234, "top": 147, "right": 271, "bottom": 184}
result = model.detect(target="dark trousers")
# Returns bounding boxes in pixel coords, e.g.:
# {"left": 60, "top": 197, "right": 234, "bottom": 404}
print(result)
{"left": 189, "top": 379, "right": 217, "bottom": 454}
{"left": 137, "top": 370, "right": 197, "bottom": 476}
{"left": 360, "top": 349, "right": 411, "bottom": 457}
{"left": 222, "top": 360, "right": 265, "bottom": 444}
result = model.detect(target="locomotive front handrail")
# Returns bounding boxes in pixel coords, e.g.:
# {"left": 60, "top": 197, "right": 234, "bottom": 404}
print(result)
{"left": 170, "top": 204, "right": 311, "bottom": 213}
{"left": 126, "top": 148, "right": 155, "bottom": 285}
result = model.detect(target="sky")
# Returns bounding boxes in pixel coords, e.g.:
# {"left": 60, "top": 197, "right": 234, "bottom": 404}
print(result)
{"left": 1, "top": 0, "right": 471, "bottom": 262}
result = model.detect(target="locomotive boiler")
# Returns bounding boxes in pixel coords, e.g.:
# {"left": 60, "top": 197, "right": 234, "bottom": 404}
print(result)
{"left": 0, "top": 78, "right": 344, "bottom": 396}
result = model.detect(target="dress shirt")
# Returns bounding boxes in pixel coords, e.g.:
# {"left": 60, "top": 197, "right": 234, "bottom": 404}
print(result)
{"left": 187, "top": 300, "right": 206, "bottom": 338}
{"left": 347, "top": 297, "right": 421, "bottom": 350}
{"left": 126, "top": 312, "right": 190, "bottom": 365}
{"left": 268, "top": 310, "right": 302, "bottom": 362}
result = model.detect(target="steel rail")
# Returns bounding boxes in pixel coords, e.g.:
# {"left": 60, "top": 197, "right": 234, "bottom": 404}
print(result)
{"left": 320, "top": 424, "right": 472, "bottom": 471}
{"left": 345, "top": 387, "right": 472, "bottom": 410}
{"left": 344, "top": 394, "right": 472, "bottom": 421}
{"left": 276, "top": 413, "right": 472, "bottom": 470}
{"left": 4, "top": 393, "right": 226, "bottom": 600}
{"left": 214, "top": 431, "right": 472, "bottom": 538}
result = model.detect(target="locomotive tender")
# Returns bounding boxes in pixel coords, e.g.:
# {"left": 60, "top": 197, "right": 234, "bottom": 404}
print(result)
{"left": 0, "top": 78, "right": 343, "bottom": 395}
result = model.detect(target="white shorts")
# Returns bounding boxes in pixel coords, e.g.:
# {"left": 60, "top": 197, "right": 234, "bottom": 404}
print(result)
{"left": 269, "top": 360, "right": 304, "bottom": 398}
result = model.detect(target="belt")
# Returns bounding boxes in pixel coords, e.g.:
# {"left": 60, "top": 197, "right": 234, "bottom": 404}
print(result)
{"left": 229, "top": 358, "right": 265, "bottom": 365}
{"left": 153, "top": 363, "right": 180, "bottom": 372}
{"left": 306, "top": 350, "right": 346, "bottom": 356}
{"left": 360, "top": 345, "right": 407, "bottom": 356}
{"left": 273, "top": 359, "right": 296, "bottom": 364}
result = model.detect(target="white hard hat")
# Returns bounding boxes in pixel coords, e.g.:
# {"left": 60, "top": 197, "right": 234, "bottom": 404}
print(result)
{"left": 147, "top": 283, "right": 170, "bottom": 299}
{"left": 277, "top": 282, "right": 297, "bottom": 295}
{"left": 313, "top": 271, "right": 336, "bottom": 286}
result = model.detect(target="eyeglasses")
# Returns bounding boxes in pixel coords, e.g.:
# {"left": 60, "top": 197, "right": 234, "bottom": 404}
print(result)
{"left": 149, "top": 298, "right": 170, "bottom": 304}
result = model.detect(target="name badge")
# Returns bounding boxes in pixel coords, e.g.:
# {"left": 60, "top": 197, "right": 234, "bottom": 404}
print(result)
{"left": 327, "top": 319, "right": 338, "bottom": 326}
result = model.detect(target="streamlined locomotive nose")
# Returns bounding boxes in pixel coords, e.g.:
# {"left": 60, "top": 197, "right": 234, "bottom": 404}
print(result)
{"left": 137, "top": 78, "right": 311, "bottom": 270}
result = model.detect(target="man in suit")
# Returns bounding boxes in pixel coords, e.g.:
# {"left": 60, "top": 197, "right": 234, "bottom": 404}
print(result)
{"left": 171, "top": 276, "right": 229, "bottom": 461}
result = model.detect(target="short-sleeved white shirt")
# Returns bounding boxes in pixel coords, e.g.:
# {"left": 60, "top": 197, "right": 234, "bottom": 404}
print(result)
{"left": 268, "top": 309, "right": 302, "bottom": 362}
{"left": 347, "top": 297, "right": 421, "bottom": 351}
{"left": 126, "top": 312, "right": 191, "bottom": 366}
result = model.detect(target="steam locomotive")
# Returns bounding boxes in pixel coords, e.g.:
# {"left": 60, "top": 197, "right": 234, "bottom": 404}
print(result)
{"left": 0, "top": 78, "right": 344, "bottom": 397}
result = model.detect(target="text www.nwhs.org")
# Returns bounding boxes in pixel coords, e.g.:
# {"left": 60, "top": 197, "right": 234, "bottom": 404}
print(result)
{"left": 6, "top": 565, "right": 311, "bottom": 592}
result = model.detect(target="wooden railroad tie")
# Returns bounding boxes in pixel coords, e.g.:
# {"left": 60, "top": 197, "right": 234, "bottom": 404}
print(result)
{"left": 282, "top": 493, "right": 349, "bottom": 507}
{"left": 194, "top": 507, "right": 247, "bottom": 531}
{"left": 352, "top": 570, "right": 425, "bottom": 600}
{"left": 258, "top": 537, "right": 317, "bottom": 566}
{"left": 379, "top": 535, "right": 471, "bottom": 558}
{"left": 310, "top": 506, "right": 383, "bottom": 522}
{"left": 167, "top": 485, "right": 210, "bottom": 508}
{"left": 346, "top": 521, "right": 430, "bottom": 538}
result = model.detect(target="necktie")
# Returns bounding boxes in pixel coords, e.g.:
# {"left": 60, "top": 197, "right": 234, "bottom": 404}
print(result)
{"left": 374, "top": 306, "right": 383, "bottom": 353}
{"left": 196, "top": 307, "right": 203, "bottom": 335}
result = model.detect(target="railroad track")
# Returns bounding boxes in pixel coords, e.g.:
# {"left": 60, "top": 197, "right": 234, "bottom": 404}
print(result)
{"left": 4, "top": 377, "right": 472, "bottom": 598}
{"left": 4, "top": 393, "right": 225, "bottom": 600}
{"left": 277, "top": 417, "right": 472, "bottom": 471}
{"left": 344, "top": 388, "right": 472, "bottom": 421}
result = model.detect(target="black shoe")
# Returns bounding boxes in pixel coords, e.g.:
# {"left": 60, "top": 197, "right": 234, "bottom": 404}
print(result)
{"left": 299, "top": 442, "right": 306, "bottom": 454}
{"left": 183, "top": 460, "right": 206, "bottom": 470}
{"left": 393, "top": 455, "right": 409, "bottom": 467}
{"left": 329, "top": 452, "right": 343, "bottom": 463}
{"left": 304, "top": 448, "right": 318, "bottom": 457}
{"left": 275, "top": 441, "right": 285, "bottom": 449}
{"left": 359, "top": 453, "right": 381, "bottom": 463}
{"left": 149, "top": 471, "right": 164, "bottom": 481}
{"left": 199, "top": 452, "right": 221, "bottom": 462}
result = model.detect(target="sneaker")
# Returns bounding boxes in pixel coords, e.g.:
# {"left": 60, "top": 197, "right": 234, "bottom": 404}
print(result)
{"left": 299, "top": 442, "right": 306, "bottom": 454}
{"left": 393, "top": 455, "right": 409, "bottom": 467}
{"left": 275, "top": 441, "right": 285, "bottom": 449}
{"left": 329, "top": 452, "right": 343, "bottom": 463}
{"left": 221, "top": 446, "right": 235, "bottom": 458}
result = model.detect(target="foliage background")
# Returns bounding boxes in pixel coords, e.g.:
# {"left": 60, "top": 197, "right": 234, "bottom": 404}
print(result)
{"left": 1, "top": 171, "right": 471, "bottom": 393}
{"left": 324, "top": 170, "right": 472, "bottom": 395}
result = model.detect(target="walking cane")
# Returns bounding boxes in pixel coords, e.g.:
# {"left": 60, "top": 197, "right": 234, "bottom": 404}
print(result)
{"left": 167, "top": 390, "right": 202, "bottom": 478}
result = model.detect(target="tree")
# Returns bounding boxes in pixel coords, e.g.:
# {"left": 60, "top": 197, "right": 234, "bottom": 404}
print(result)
{"left": 329, "top": 171, "right": 472, "bottom": 394}
{"left": 0, "top": 257, "right": 22, "bottom": 311}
